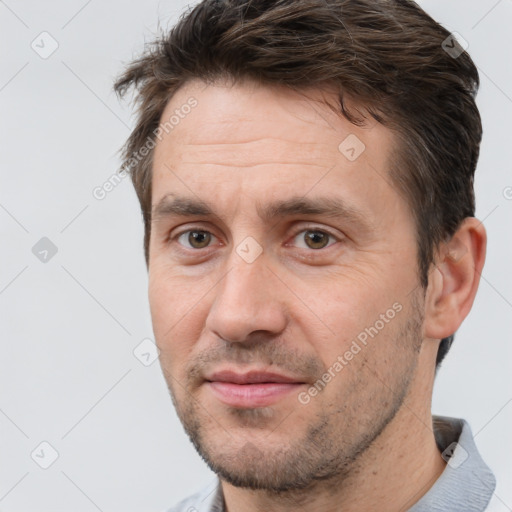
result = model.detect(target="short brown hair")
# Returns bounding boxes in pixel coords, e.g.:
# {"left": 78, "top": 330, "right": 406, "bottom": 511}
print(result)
{"left": 114, "top": 0, "right": 482, "bottom": 368}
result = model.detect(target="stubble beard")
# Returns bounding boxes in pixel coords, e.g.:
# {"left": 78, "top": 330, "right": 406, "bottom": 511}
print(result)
{"left": 163, "top": 296, "right": 424, "bottom": 495}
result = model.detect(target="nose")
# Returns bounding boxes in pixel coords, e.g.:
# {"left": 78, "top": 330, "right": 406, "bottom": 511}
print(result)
{"left": 205, "top": 252, "right": 288, "bottom": 343}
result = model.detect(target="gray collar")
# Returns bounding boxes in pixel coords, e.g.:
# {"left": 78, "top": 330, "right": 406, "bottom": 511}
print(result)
{"left": 408, "top": 415, "right": 496, "bottom": 511}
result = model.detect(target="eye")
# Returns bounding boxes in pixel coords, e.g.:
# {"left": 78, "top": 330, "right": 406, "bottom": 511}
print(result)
{"left": 172, "top": 227, "right": 339, "bottom": 252}
{"left": 176, "top": 229, "right": 217, "bottom": 249}
{"left": 291, "top": 229, "right": 338, "bottom": 250}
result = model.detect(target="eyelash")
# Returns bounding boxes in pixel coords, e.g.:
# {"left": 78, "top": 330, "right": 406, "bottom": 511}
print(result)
{"left": 171, "top": 226, "right": 341, "bottom": 252}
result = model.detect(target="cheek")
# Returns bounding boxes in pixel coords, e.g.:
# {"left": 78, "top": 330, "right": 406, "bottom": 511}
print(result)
{"left": 297, "top": 272, "right": 379, "bottom": 331}
{"left": 293, "top": 271, "right": 404, "bottom": 368}
{"left": 148, "top": 269, "right": 205, "bottom": 369}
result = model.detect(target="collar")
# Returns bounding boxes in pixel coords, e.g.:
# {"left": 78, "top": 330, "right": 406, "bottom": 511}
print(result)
{"left": 408, "top": 415, "right": 496, "bottom": 511}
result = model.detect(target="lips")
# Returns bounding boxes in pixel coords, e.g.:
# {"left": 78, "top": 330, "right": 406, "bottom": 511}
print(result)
{"left": 204, "top": 369, "right": 306, "bottom": 408}
{"left": 205, "top": 369, "right": 304, "bottom": 385}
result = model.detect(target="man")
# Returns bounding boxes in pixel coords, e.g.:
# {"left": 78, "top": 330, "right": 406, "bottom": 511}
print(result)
{"left": 114, "top": 0, "right": 496, "bottom": 510}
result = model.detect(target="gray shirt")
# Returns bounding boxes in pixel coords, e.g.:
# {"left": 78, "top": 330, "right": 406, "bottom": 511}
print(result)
{"left": 164, "top": 415, "right": 496, "bottom": 512}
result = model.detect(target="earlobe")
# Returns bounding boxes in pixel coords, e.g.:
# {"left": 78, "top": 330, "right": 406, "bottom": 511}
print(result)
{"left": 423, "top": 218, "right": 487, "bottom": 340}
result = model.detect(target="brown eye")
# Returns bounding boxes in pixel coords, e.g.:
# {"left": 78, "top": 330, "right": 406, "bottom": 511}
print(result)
{"left": 303, "top": 230, "right": 330, "bottom": 249}
{"left": 290, "top": 228, "right": 337, "bottom": 250}
{"left": 178, "top": 230, "right": 213, "bottom": 249}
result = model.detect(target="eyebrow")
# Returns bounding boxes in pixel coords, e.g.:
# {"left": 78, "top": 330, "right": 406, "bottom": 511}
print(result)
{"left": 152, "top": 193, "right": 372, "bottom": 232}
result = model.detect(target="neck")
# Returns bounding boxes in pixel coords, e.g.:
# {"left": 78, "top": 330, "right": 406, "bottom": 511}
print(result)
{"left": 221, "top": 344, "right": 446, "bottom": 512}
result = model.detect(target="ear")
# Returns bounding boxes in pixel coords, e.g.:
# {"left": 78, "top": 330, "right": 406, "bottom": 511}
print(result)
{"left": 423, "top": 217, "right": 487, "bottom": 340}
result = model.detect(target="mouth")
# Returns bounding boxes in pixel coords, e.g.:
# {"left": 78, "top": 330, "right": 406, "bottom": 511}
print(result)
{"left": 204, "top": 369, "right": 307, "bottom": 408}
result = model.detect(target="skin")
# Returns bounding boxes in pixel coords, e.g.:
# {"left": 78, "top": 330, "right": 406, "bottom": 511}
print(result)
{"left": 148, "top": 78, "right": 487, "bottom": 512}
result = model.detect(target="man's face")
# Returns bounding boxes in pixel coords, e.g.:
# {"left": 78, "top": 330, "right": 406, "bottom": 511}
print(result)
{"left": 149, "top": 79, "right": 425, "bottom": 491}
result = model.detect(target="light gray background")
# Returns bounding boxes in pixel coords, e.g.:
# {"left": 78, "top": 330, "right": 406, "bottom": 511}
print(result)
{"left": 1, "top": 0, "right": 511, "bottom": 510}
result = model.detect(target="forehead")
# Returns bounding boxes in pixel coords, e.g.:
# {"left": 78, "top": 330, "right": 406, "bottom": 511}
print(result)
{"left": 151, "top": 79, "right": 400, "bottom": 222}
{"left": 155, "top": 78, "right": 391, "bottom": 154}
